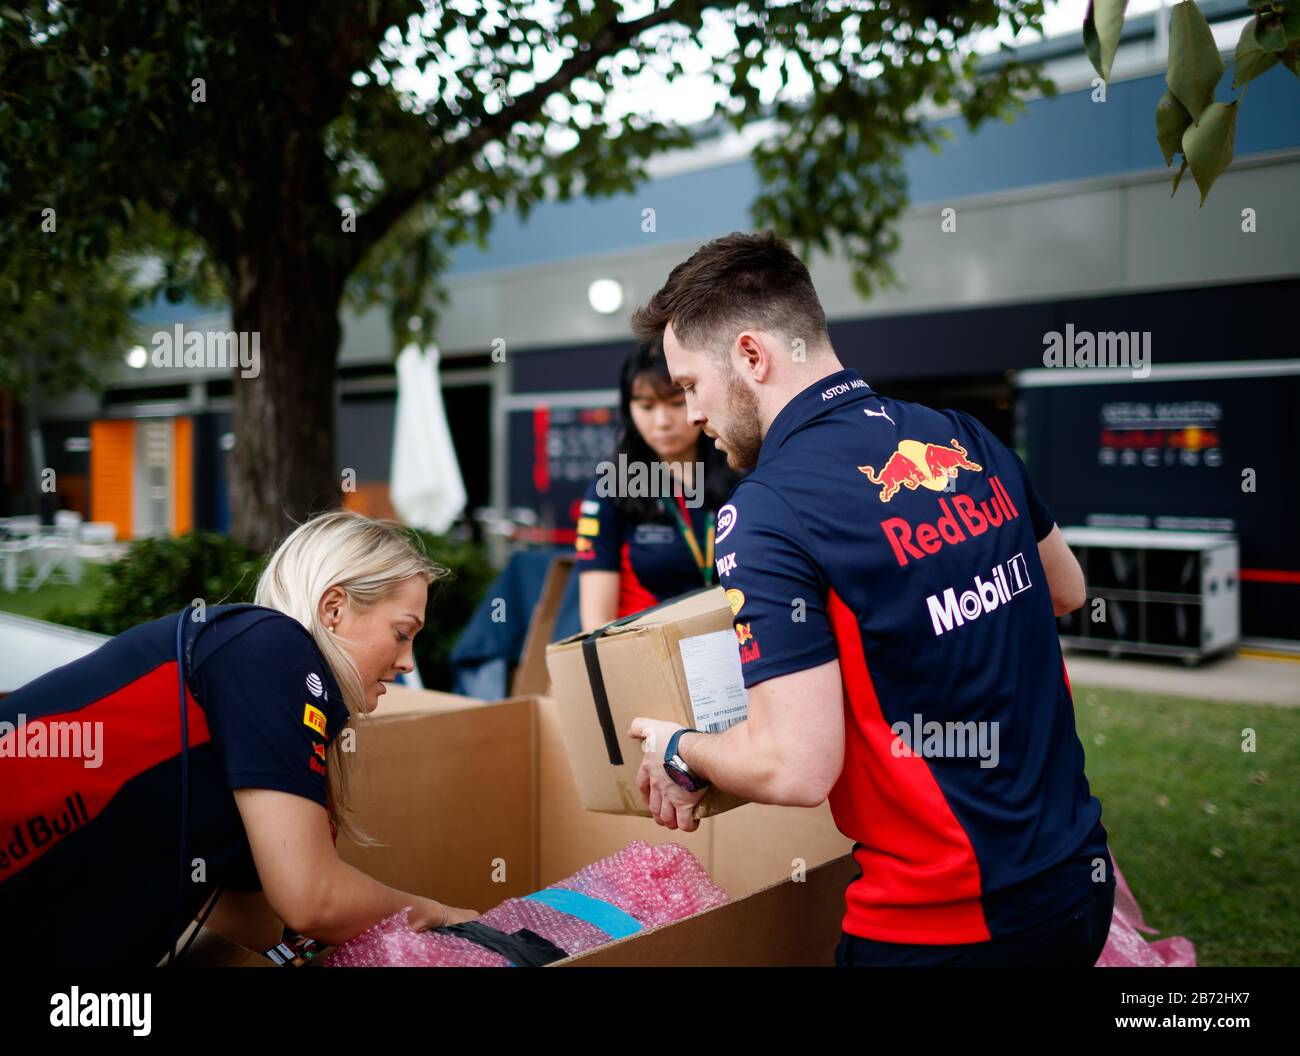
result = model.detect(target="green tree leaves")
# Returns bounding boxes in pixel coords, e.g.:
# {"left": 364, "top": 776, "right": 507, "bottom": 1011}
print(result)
{"left": 1182, "top": 100, "right": 1238, "bottom": 206}
{"left": 1167, "top": 0, "right": 1224, "bottom": 122}
{"left": 0, "top": 1, "right": 1066, "bottom": 542}
{"left": 1094, "top": 1, "right": 1297, "bottom": 205}
{"left": 1156, "top": 89, "right": 1193, "bottom": 166}
{"left": 1084, "top": 0, "right": 1130, "bottom": 83}
{"left": 1234, "top": 17, "right": 1279, "bottom": 87}
{"left": 2, "top": 0, "right": 1065, "bottom": 360}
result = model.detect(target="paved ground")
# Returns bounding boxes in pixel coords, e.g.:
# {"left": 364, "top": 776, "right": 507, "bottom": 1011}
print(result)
{"left": 1063, "top": 648, "right": 1300, "bottom": 707}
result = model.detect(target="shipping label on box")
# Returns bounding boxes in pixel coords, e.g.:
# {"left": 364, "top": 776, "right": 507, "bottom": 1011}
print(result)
{"left": 678, "top": 630, "right": 749, "bottom": 734}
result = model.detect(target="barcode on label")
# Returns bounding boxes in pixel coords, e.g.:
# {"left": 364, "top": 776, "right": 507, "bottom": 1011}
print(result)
{"left": 701, "top": 715, "right": 745, "bottom": 734}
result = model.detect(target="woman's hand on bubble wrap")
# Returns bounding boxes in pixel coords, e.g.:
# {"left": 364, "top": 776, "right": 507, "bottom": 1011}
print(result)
{"left": 405, "top": 897, "right": 481, "bottom": 932}
{"left": 628, "top": 716, "right": 707, "bottom": 833}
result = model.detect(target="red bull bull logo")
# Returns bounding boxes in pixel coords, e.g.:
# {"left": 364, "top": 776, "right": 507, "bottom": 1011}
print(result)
{"left": 859, "top": 439, "right": 983, "bottom": 502}
{"left": 734, "top": 622, "right": 760, "bottom": 663}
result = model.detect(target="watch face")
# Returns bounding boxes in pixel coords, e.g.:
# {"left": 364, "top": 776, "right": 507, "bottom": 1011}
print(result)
{"left": 667, "top": 765, "right": 699, "bottom": 792}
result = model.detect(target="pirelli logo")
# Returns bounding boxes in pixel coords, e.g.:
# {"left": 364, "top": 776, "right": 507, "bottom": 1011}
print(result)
{"left": 303, "top": 703, "right": 327, "bottom": 737}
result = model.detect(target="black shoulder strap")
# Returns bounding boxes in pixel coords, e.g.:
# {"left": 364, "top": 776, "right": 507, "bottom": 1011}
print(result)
{"left": 169, "top": 602, "right": 275, "bottom": 965}
{"left": 179, "top": 603, "right": 274, "bottom": 698}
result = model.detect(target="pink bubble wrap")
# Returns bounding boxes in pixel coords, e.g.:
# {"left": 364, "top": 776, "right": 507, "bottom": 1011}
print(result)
{"left": 325, "top": 841, "right": 729, "bottom": 967}
{"left": 1095, "top": 856, "right": 1197, "bottom": 967}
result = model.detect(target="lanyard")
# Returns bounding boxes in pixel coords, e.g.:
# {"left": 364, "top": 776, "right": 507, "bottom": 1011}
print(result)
{"left": 661, "top": 493, "right": 715, "bottom": 586}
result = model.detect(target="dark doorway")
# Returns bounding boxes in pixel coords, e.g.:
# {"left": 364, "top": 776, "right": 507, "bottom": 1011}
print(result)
{"left": 443, "top": 382, "right": 492, "bottom": 516}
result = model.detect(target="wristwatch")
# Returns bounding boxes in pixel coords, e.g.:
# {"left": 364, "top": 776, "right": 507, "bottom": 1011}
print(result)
{"left": 663, "top": 727, "right": 710, "bottom": 793}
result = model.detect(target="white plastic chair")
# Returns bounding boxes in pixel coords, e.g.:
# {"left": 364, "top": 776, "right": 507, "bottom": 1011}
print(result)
{"left": 26, "top": 533, "right": 81, "bottom": 589}
{"left": 54, "top": 510, "right": 84, "bottom": 537}
{"left": 75, "top": 522, "right": 119, "bottom": 563}
{"left": 0, "top": 540, "right": 25, "bottom": 592}
{"left": 3, "top": 515, "right": 40, "bottom": 539}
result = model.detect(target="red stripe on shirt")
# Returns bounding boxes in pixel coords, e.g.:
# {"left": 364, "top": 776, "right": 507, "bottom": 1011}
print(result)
{"left": 0, "top": 661, "right": 211, "bottom": 883}
{"left": 826, "top": 589, "right": 991, "bottom": 944}
{"left": 616, "top": 541, "right": 660, "bottom": 618}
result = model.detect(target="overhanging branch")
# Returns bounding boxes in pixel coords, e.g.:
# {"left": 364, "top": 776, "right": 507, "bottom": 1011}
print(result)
{"left": 347, "top": 0, "right": 700, "bottom": 268}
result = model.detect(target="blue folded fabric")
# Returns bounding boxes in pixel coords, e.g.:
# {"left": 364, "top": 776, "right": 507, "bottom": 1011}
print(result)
{"left": 448, "top": 549, "right": 583, "bottom": 695}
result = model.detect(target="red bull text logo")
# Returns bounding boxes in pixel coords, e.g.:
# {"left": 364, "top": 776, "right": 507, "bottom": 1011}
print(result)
{"left": 881, "top": 477, "right": 1021, "bottom": 567}
{"left": 859, "top": 439, "right": 982, "bottom": 502}
{"left": 1, "top": 794, "right": 91, "bottom": 874}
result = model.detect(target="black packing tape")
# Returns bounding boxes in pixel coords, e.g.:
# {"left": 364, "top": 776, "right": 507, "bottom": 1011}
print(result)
{"left": 582, "top": 629, "right": 624, "bottom": 766}
{"left": 435, "top": 921, "right": 569, "bottom": 966}
{"left": 579, "top": 585, "right": 719, "bottom": 768}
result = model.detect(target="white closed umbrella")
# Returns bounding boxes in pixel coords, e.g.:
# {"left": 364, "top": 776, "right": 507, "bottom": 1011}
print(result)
{"left": 389, "top": 343, "right": 467, "bottom": 535}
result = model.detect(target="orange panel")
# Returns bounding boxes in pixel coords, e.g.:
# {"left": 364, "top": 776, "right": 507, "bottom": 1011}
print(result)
{"left": 342, "top": 482, "right": 397, "bottom": 520}
{"left": 89, "top": 419, "right": 133, "bottom": 541}
{"left": 172, "top": 416, "right": 193, "bottom": 534}
{"left": 57, "top": 474, "right": 90, "bottom": 518}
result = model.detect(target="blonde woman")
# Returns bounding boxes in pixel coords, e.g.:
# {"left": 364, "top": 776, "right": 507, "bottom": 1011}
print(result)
{"left": 0, "top": 511, "right": 479, "bottom": 967}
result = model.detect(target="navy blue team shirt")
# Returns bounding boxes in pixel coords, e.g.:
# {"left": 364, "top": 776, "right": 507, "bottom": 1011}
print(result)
{"left": 715, "top": 367, "right": 1110, "bottom": 944}
{"left": 575, "top": 478, "right": 718, "bottom": 618}
{"left": 0, "top": 605, "right": 349, "bottom": 966}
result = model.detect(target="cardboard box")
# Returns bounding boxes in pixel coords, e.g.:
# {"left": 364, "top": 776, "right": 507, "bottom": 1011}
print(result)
{"left": 188, "top": 853, "right": 858, "bottom": 968}
{"left": 535, "top": 694, "right": 713, "bottom": 885}
{"left": 545, "top": 586, "right": 751, "bottom": 820}
{"left": 533, "top": 692, "right": 851, "bottom": 896}
{"left": 186, "top": 684, "right": 854, "bottom": 967}
{"left": 510, "top": 554, "right": 574, "bottom": 698}
{"left": 552, "top": 854, "right": 858, "bottom": 966}
{"left": 334, "top": 687, "right": 538, "bottom": 910}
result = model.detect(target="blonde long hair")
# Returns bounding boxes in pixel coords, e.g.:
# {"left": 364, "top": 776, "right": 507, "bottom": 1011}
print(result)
{"left": 255, "top": 510, "right": 447, "bottom": 845}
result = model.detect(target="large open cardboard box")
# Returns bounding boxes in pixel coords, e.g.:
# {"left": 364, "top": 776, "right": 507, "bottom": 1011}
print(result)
{"left": 188, "top": 683, "right": 854, "bottom": 967}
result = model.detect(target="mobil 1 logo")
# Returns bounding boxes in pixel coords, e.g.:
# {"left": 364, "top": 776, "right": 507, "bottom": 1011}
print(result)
{"left": 927, "top": 553, "right": 1032, "bottom": 637}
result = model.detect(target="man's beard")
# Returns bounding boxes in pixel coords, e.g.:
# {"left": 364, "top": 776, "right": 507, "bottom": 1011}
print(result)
{"left": 720, "top": 366, "right": 763, "bottom": 469}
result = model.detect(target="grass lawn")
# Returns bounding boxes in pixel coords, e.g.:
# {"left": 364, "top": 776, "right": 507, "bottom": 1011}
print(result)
{"left": 1074, "top": 685, "right": 1299, "bottom": 967}
{"left": 0, "top": 563, "right": 107, "bottom": 623}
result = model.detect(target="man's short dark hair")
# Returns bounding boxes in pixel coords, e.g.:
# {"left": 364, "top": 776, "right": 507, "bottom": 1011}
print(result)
{"left": 630, "top": 230, "right": 829, "bottom": 356}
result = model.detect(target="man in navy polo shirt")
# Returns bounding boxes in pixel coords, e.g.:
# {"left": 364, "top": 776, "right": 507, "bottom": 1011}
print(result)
{"left": 627, "top": 231, "right": 1115, "bottom": 967}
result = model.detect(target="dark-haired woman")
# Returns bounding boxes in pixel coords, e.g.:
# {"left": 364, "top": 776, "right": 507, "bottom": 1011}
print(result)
{"left": 576, "top": 342, "right": 742, "bottom": 631}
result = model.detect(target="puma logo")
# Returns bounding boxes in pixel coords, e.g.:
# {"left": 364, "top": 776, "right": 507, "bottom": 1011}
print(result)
{"left": 863, "top": 406, "right": 896, "bottom": 426}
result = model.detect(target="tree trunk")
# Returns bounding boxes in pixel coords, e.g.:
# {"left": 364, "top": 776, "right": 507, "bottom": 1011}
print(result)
{"left": 228, "top": 251, "right": 344, "bottom": 554}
